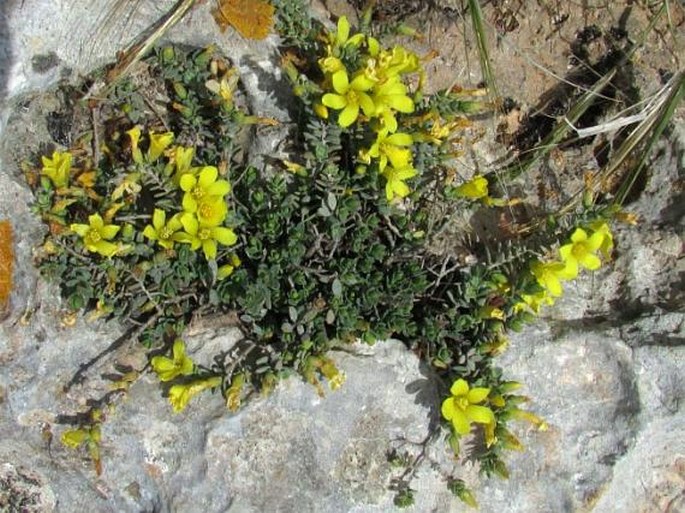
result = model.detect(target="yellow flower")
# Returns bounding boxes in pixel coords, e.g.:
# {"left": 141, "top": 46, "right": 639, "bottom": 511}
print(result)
{"left": 180, "top": 166, "right": 231, "bottom": 220}
{"left": 559, "top": 227, "right": 604, "bottom": 276}
{"left": 41, "top": 150, "right": 72, "bottom": 188}
{"left": 327, "top": 16, "right": 364, "bottom": 54}
{"left": 588, "top": 221, "right": 614, "bottom": 259}
{"left": 377, "top": 46, "right": 420, "bottom": 78}
{"left": 151, "top": 339, "right": 194, "bottom": 381}
{"left": 441, "top": 378, "right": 495, "bottom": 435}
{"left": 454, "top": 175, "right": 488, "bottom": 200}
{"left": 148, "top": 131, "right": 175, "bottom": 162}
{"left": 381, "top": 165, "right": 417, "bottom": 201}
{"left": 318, "top": 55, "right": 345, "bottom": 74}
{"left": 168, "top": 376, "right": 222, "bottom": 413}
{"left": 530, "top": 260, "right": 575, "bottom": 297}
{"left": 70, "top": 213, "right": 121, "bottom": 258}
{"left": 126, "top": 126, "right": 144, "bottom": 164}
{"left": 359, "top": 130, "right": 413, "bottom": 172}
{"left": 169, "top": 146, "right": 196, "bottom": 185}
{"left": 321, "top": 69, "right": 376, "bottom": 128}
{"left": 142, "top": 209, "right": 185, "bottom": 250}
{"left": 205, "top": 69, "right": 239, "bottom": 107}
{"left": 179, "top": 213, "right": 237, "bottom": 260}
{"left": 514, "top": 290, "right": 555, "bottom": 314}
{"left": 372, "top": 77, "right": 415, "bottom": 132}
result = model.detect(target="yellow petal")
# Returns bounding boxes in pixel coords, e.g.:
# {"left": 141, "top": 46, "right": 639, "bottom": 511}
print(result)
{"left": 441, "top": 397, "right": 455, "bottom": 420}
{"left": 203, "top": 239, "right": 217, "bottom": 260}
{"left": 450, "top": 378, "right": 469, "bottom": 397}
{"left": 88, "top": 214, "right": 104, "bottom": 229}
{"left": 465, "top": 404, "right": 495, "bottom": 425}
{"left": 338, "top": 104, "right": 359, "bottom": 128}
{"left": 99, "top": 225, "right": 120, "bottom": 240}
{"left": 467, "top": 387, "right": 490, "bottom": 404}
{"left": 180, "top": 173, "right": 197, "bottom": 192}
{"left": 331, "top": 70, "right": 349, "bottom": 95}
{"left": 70, "top": 223, "right": 90, "bottom": 237}
{"left": 94, "top": 240, "right": 119, "bottom": 257}
{"left": 579, "top": 253, "right": 601, "bottom": 271}
{"left": 451, "top": 409, "right": 471, "bottom": 435}
{"left": 152, "top": 209, "right": 166, "bottom": 230}
{"left": 198, "top": 166, "right": 219, "bottom": 188}
{"left": 336, "top": 16, "right": 350, "bottom": 47}
{"left": 213, "top": 227, "right": 238, "bottom": 246}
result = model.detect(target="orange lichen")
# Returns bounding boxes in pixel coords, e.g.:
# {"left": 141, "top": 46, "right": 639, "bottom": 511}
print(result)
{"left": 212, "top": 0, "right": 275, "bottom": 40}
{"left": 0, "top": 220, "right": 13, "bottom": 314}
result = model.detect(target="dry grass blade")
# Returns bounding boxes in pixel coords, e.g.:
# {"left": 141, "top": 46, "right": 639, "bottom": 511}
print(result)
{"left": 612, "top": 71, "right": 684, "bottom": 205}
{"left": 467, "top": 0, "right": 499, "bottom": 103}
{"left": 499, "top": 3, "right": 668, "bottom": 184}
{"left": 87, "top": 0, "right": 197, "bottom": 98}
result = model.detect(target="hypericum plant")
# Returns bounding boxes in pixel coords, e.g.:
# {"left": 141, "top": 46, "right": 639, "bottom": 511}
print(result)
{"left": 24, "top": 5, "right": 625, "bottom": 507}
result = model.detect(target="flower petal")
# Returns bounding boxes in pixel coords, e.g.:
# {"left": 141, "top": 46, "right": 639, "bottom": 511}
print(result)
{"left": 152, "top": 209, "right": 166, "bottom": 229}
{"left": 202, "top": 239, "right": 217, "bottom": 260}
{"left": 206, "top": 180, "right": 230, "bottom": 197}
{"left": 182, "top": 193, "right": 198, "bottom": 214}
{"left": 88, "top": 214, "right": 104, "bottom": 229}
{"left": 450, "top": 379, "right": 469, "bottom": 397}
{"left": 390, "top": 180, "right": 410, "bottom": 199}
{"left": 451, "top": 409, "right": 472, "bottom": 435}
{"left": 198, "top": 166, "right": 218, "bottom": 188}
{"left": 570, "top": 228, "right": 588, "bottom": 243}
{"left": 70, "top": 223, "right": 90, "bottom": 237}
{"left": 387, "top": 94, "right": 414, "bottom": 113}
{"left": 322, "top": 93, "right": 346, "bottom": 110}
{"left": 142, "top": 225, "right": 158, "bottom": 241}
{"left": 94, "top": 240, "right": 119, "bottom": 257}
{"left": 587, "top": 231, "right": 604, "bottom": 252}
{"left": 172, "top": 339, "right": 185, "bottom": 361}
{"left": 338, "top": 103, "right": 359, "bottom": 128}
{"left": 358, "top": 92, "right": 375, "bottom": 117}
{"left": 331, "top": 70, "right": 349, "bottom": 95}
{"left": 386, "top": 132, "right": 413, "bottom": 146}
{"left": 179, "top": 173, "right": 197, "bottom": 192}
{"left": 100, "top": 225, "right": 120, "bottom": 240}
{"left": 180, "top": 213, "right": 199, "bottom": 235}
{"left": 350, "top": 74, "right": 375, "bottom": 92}
{"left": 579, "top": 253, "right": 601, "bottom": 271}
{"left": 336, "top": 16, "right": 350, "bottom": 47}
{"left": 441, "top": 397, "right": 455, "bottom": 420}
{"left": 467, "top": 387, "right": 490, "bottom": 404}
{"left": 465, "top": 404, "right": 495, "bottom": 425}
{"left": 213, "top": 227, "right": 238, "bottom": 246}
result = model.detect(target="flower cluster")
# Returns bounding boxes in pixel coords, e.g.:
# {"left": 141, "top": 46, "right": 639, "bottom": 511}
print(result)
{"left": 317, "top": 17, "right": 420, "bottom": 201}
{"left": 125, "top": 129, "right": 239, "bottom": 262}
{"left": 517, "top": 223, "right": 614, "bottom": 313}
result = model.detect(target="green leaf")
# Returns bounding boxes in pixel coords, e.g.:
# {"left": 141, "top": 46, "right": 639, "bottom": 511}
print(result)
{"left": 332, "top": 278, "right": 342, "bottom": 298}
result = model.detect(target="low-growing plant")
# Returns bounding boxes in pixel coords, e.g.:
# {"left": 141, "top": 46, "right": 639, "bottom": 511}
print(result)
{"left": 23, "top": 3, "right": 628, "bottom": 506}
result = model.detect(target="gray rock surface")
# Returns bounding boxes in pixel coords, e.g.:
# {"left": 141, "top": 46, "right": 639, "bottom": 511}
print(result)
{"left": 1, "top": 1, "right": 683, "bottom": 512}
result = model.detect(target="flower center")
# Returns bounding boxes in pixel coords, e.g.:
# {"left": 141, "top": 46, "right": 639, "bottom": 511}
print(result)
{"left": 198, "top": 202, "right": 214, "bottom": 220}
{"left": 192, "top": 185, "right": 206, "bottom": 200}
{"left": 455, "top": 397, "right": 470, "bottom": 411}
{"left": 85, "top": 229, "right": 101, "bottom": 244}
{"left": 159, "top": 226, "right": 174, "bottom": 240}
{"left": 571, "top": 242, "right": 588, "bottom": 259}
{"left": 198, "top": 228, "right": 211, "bottom": 241}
